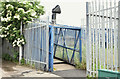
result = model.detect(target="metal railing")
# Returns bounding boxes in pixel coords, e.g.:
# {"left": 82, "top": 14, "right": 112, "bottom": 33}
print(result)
{"left": 23, "top": 17, "right": 49, "bottom": 71}
{"left": 86, "top": 0, "right": 119, "bottom": 77}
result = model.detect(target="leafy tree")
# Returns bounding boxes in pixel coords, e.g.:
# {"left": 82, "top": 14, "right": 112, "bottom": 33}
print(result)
{"left": 0, "top": 1, "right": 44, "bottom": 47}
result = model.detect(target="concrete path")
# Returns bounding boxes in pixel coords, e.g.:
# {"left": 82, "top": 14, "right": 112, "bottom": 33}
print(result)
{"left": 1, "top": 60, "right": 60, "bottom": 77}
{"left": 1, "top": 59, "right": 86, "bottom": 78}
{"left": 53, "top": 59, "right": 86, "bottom": 77}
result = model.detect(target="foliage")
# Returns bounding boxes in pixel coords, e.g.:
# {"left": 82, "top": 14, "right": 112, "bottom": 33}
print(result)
{"left": 20, "top": 58, "right": 25, "bottom": 65}
{"left": 75, "top": 61, "right": 86, "bottom": 70}
{"left": 13, "top": 51, "right": 19, "bottom": 62}
{"left": 0, "top": 1, "right": 44, "bottom": 47}
{"left": 87, "top": 75, "right": 97, "bottom": 79}
{"left": 2, "top": 53, "right": 12, "bottom": 61}
{"left": 2, "top": 51, "right": 19, "bottom": 62}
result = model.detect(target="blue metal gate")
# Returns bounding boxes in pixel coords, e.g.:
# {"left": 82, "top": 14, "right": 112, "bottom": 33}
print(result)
{"left": 49, "top": 25, "right": 83, "bottom": 71}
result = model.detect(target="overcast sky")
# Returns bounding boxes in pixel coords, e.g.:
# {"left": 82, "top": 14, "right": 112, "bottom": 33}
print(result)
{"left": 40, "top": 0, "right": 89, "bottom": 26}
{"left": 40, "top": 0, "right": 119, "bottom": 26}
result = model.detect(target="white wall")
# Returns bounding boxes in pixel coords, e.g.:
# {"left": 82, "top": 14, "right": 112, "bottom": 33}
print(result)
{"left": 40, "top": 0, "right": 89, "bottom": 26}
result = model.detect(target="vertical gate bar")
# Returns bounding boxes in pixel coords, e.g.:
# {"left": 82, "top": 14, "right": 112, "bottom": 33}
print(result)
{"left": 33, "top": 23, "right": 35, "bottom": 67}
{"left": 36, "top": 20, "right": 40, "bottom": 69}
{"left": 79, "top": 29, "right": 82, "bottom": 63}
{"left": 43, "top": 25, "right": 45, "bottom": 66}
{"left": 36, "top": 23, "right": 39, "bottom": 69}
{"left": 39, "top": 22, "right": 41, "bottom": 69}
{"left": 26, "top": 26, "right": 28, "bottom": 63}
{"left": 43, "top": 25, "right": 45, "bottom": 69}
{"left": 89, "top": 2, "right": 92, "bottom": 76}
{"left": 27, "top": 23, "right": 29, "bottom": 64}
{"left": 41, "top": 25, "right": 43, "bottom": 69}
{"left": 19, "top": 21, "right": 23, "bottom": 64}
{"left": 29, "top": 25, "right": 30, "bottom": 63}
{"left": 30, "top": 23, "right": 31, "bottom": 64}
{"left": 98, "top": 0, "right": 101, "bottom": 70}
{"left": 24, "top": 25, "right": 26, "bottom": 63}
{"left": 92, "top": 1, "right": 95, "bottom": 76}
{"left": 40, "top": 25, "right": 42, "bottom": 62}
{"left": 101, "top": 1, "right": 105, "bottom": 69}
{"left": 110, "top": 0, "right": 113, "bottom": 70}
{"left": 41, "top": 26, "right": 44, "bottom": 68}
{"left": 24, "top": 27, "right": 26, "bottom": 62}
{"left": 28, "top": 24, "right": 29, "bottom": 63}
{"left": 46, "top": 16, "right": 49, "bottom": 71}
{"left": 86, "top": 2, "right": 90, "bottom": 76}
{"left": 34, "top": 24, "right": 36, "bottom": 69}
{"left": 31, "top": 23, "right": 33, "bottom": 64}
{"left": 32, "top": 23, "right": 34, "bottom": 65}
{"left": 106, "top": 0, "right": 109, "bottom": 70}
{"left": 114, "top": 0, "right": 117, "bottom": 71}
{"left": 95, "top": 0, "right": 98, "bottom": 74}
{"left": 108, "top": 1, "right": 111, "bottom": 69}
{"left": 118, "top": 1, "right": 120, "bottom": 72}
{"left": 49, "top": 26, "right": 54, "bottom": 71}
{"left": 49, "top": 26, "right": 51, "bottom": 71}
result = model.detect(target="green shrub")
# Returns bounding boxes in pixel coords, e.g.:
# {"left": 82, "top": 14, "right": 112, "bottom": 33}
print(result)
{"left": 13, "top": 51, "right": 19, "bottom": 62}
{"left": 2, "top": 53, "right": 12, "bottom": 61}
{"left": 20, "top": 58, "right": 25, "bottom": 65}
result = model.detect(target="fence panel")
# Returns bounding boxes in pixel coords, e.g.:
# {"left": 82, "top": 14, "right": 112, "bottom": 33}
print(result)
{"left": 86, "top": 0, "right": 119, "bottom": 77}
{"left": 23, "top": 17, "right": 49, "bottom": 71}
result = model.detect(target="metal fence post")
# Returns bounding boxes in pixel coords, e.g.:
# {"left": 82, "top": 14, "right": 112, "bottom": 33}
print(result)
{"left": 46, "top": 16, "right": 49, "bottom": 71}
{"left": 118, "top": 1, "right": 120, "bottom": 72}
{"left": 19, "top": 21, "right": 23, "bottom": 64}
{"left": 86, "top": 2, "right": 89, "bottom": 76}
{"left": 49, "top": 25, "right": 54, "bottom": 72}
{"left": 79, "top": 29, "right": 82, "bottom": 63}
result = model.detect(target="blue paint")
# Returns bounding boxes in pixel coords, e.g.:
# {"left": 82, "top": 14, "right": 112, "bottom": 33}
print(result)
{"left": 48, "top": 25, "right": 83, "bottom": 71}
{"left": 79, "top": 29, "right": 82, "bottom": 63}
{"left": 49, "top": 26, "right": 54, "bottom": 72}
{"left": 70, "top": 31, "right": 80, "bottom": 63}
{"left": 54, "top": 43, "right": 79, "bottom": 52}
{"left": 54, "top": 28, "right": 61, "bottom": 57}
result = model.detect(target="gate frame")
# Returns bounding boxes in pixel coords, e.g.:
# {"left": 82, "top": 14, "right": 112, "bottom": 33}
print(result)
{"left": 49, "top": 25, "right": 82, "bottom": 71}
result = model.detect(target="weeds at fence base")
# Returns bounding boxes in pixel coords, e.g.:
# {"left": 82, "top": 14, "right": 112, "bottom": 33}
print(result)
{"left": 2, "top": 52, "right": 19, "bottom": 63}
{"left": 75, "top": 61, "right": 86, "bottom": 70}
{"left": 20, "top": 58, "right": 25, "bottom": 65}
